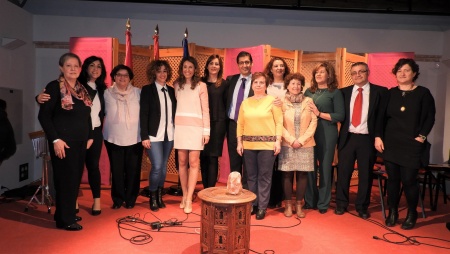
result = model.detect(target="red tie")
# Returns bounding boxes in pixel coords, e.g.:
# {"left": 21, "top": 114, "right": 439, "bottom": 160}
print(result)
{"left": 352, "top": 88, "right": 363, "bottom": 127}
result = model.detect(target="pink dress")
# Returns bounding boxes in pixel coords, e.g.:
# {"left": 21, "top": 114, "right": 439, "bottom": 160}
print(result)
{"left": 174, "top": 82, "right": 210, "bottom": 150}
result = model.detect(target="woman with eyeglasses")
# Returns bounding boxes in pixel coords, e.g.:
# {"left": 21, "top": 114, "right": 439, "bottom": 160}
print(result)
{"left": 103, "top": 64, "right": 142, "bottom": 210}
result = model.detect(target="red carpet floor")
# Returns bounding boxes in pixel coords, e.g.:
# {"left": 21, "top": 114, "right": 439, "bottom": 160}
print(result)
{"left": 0, "top": 181, "right": 449, "bottom": 254}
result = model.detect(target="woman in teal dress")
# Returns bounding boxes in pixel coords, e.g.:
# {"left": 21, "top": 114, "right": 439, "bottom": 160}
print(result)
{"left": 304, "top": 62, "right": 344, "bottom": 214}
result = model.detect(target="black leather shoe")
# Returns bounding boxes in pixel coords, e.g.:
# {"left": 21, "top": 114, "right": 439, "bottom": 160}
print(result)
{"left": 385, "top": 208, "right": 398, "bottom": 227}
{"left": 91, "top": 205, "right": 102, "bottom": 216}
{"left": 57, "top": 222, "right": 83, "bottom": 231}
{"left": 150, "top": 191, "right": 159, "bottom": 211}
{"left": 401, "top": 210, "right": 418, "bottom": 230}
{"left": 319, "top": 209, "right": 328, "bottom": 214}
{"left": 303, "top": 203, "right": 317, "bottom": 210}
{"left": 251, "top": 206, "right": 258, "bottom": 215}
{"left": 112, "top": 203, "right": 121, "bottom": 209}
{"left": 75, "top": 216, "right": 82, "bottom": 222}
{"left": 256, "top": 209, "right": 266, "bottom": 220}
{"left": 357, "top": 210, "right": 370, "bottom": 219}
{"left": 334, "top": 207, "right": 346, "bottom": 215}
{"left": 125, "top": 204, "right": 135, "bottom": 209}
{"left": 156, "top": 187, "right": 166, "bottom": 208}
{"left": 64, "top": 223, "right": 83, "bottom": 231}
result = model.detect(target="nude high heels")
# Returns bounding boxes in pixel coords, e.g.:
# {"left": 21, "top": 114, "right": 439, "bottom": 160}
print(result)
{"left": 184, "top": 200, "right": 192, "bottom": 214}
{"left": 180, "top": 197, "right": 186, "bottom": 209}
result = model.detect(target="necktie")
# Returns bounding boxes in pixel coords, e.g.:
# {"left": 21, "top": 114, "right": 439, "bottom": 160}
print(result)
{"left": 162, "top": 87, "right": 168, "bottom": 141}
{"left": 352, "top": 87, "right": 363, "bottom": 127}
{"left": 234, "top": 78, "right": 246, "bottom": 121}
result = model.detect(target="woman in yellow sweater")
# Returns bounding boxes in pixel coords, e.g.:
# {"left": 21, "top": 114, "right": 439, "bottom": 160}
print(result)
{"left": 237, "top": 72, "right": 283, "bottom": 220}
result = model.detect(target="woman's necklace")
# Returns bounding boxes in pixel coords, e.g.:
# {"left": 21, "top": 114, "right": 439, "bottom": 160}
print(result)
{"left": 312, "top": 88, "right": 326, "bottom": 103}
{"left": 399, "top": 84, "right": 415, "bottom": 112}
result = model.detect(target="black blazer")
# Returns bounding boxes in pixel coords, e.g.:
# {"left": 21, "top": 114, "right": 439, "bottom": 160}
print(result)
{"left": 139, "top": 83, "right": 176, "bottom": 140}
{"left": 82, "top": 83, "right": 105, "bottom": 125}
{"left": 225, "top": 74, "right": 254, "bottom": 118}
{"left": 338, "top": 83, "right": 388, "bottom": 150}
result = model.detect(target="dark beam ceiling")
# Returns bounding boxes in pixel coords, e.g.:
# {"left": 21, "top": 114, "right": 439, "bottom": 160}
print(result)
{"left": 82, "top": 0, "right": 450, "bottom": 16}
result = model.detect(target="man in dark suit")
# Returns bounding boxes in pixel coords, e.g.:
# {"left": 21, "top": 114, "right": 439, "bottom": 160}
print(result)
{"left": 226, "top": 51, "right": 254, "bottom": 188}
{"left": 335, "top": 62, "right": 387, "bottom": 219}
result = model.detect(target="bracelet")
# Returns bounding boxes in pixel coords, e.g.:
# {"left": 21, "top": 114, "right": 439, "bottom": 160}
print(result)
{"left": 418, "top": 134, "right": 426, "bottom": 141}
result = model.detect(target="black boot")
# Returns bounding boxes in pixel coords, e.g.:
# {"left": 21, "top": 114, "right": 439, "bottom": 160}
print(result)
{"left": 149, "top": 191, "right": 159, "bottom": 211}
{"left": 401, "top": 210, "right": 418, "bottom": 230}
{"left": 385, "top": 208, "right": 398, "bottom": 227}
{"left": 156, "top": 187, "right": 166, "bottom": 208}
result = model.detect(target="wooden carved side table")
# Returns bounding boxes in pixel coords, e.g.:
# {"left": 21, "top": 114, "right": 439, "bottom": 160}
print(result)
{"left": 197, "top": 187, "right": 256, "bottom": 254}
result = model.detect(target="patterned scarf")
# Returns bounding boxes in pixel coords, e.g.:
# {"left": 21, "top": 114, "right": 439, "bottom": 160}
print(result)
{"left": 109, "top": 83, "right": 133, "bottom": 129}
{"left": 60, "top": 77, "right": 92, "bottom": 110}
{"left": 285, "top": 91, "right": 304, "bottom": 103}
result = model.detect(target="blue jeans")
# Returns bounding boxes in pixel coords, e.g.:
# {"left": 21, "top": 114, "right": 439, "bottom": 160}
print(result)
{"left": 147, "top": 140, "right": 174, "bottom": 191}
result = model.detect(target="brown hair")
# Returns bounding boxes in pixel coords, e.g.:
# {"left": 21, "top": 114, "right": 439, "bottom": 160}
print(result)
{"left": 202, "top": 54, "right": 223, "bottom": 87}
{"left": 264, "top": 57, "right": 291, "bottom": 84}
{"left": 309, "top": 62, "right": 338, "bottom": 93}
{"left": 175, "top": 56, "right": 201, "bottom": 90}
{"left": 251, "top": 72, "right": 269, "bottom": 88}
{"left": 146, "top": 60, "right": 173, "bottom": 84}
{"left": 284, "top": 72, "right": 305, "bottom": 91}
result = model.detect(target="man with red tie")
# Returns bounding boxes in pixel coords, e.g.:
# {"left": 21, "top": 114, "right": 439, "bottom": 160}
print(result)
{"left": 225, "top": 51, "right": 254, "bottom": 188}
{"left": 335, "top": 62, "right": 387, "bottom": 219}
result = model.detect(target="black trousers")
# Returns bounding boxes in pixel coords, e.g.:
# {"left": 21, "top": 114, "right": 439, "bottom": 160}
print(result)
{"left": 384, "top": 160, "right": 419, "bottom": 211}
{"left": 227, "top": 119, "right": 248, "bottom": 188}
{"left": 104, "top": 141, "right": 143, "bottom": 207}
{"left": 336, "top": 134, "right": 374, "bottom": 211}
{"left": 269, "top": 156, "right": 283, "bottom": 206}
{"left": 200, "top": 153, "right": 218, "bottom": 188}
{"left": 85, "top": 126, "right": 103, "bottom": 198}
{"left": 51, "top": 140, "right": 87, "bottom": 227}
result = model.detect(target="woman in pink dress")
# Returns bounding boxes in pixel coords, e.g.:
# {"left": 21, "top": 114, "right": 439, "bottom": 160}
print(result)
{"left": 173, "top": 56, "right": 210, "bottom": 214}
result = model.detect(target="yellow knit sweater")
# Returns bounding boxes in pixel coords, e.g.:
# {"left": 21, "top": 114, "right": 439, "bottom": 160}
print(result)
{"left": 237, "top": 95, "right": 283, "bottom": 150}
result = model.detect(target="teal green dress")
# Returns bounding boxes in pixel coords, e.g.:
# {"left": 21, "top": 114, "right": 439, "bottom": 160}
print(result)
{"left": 304, "top": 88, "right": 345, "bottom": 210}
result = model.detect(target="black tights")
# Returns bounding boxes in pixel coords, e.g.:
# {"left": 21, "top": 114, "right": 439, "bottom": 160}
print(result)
{"left": 384, "top": 160, "right": 419, "bottom": 211}
{"left": 282, "top": 171, "right": 308, "bottom": 201}
{"left": 200, "top": 154, "right": 218, "bottom": 188}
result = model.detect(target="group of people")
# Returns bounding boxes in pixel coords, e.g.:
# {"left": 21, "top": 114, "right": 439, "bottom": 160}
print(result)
{"left": 37, "top": 50, "right": 435, "bottom": 231}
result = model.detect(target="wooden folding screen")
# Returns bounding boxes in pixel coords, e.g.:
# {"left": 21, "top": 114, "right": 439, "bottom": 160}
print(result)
{"left": 115, "top": 44, "right": 367, "bottom": 183}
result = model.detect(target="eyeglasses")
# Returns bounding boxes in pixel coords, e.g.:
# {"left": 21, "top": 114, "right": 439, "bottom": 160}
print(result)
{"left": 115, "top": 73, "right": 129, "bottom": 78}
{"left": 238, "top": 61, "right": 251, "bottom": 66}
{"left": 350, "top": 70, "right": 368, "bottom": 76}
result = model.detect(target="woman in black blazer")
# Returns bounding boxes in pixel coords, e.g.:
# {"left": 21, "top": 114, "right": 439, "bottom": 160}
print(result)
{"left": 200, "top": 54, "right": 229, "bottom": 189}
{"left": 140, "top": 60, "right": 176, "bottom": 211}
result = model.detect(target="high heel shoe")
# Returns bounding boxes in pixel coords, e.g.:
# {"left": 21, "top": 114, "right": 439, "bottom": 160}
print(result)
{"left": 180, "top": 197, "right": 186, "bottom": 209}
{"left": 401, "top": 210, "right": 418, "bottom": 230}
{"left": 91, "top": 205, "right": 102, "bottom": 216}
{"left": 184, "top": 200, "right": 192, "bottom": 214}
{"left": 385, "top": 207, "right": 399, "bottom": 227}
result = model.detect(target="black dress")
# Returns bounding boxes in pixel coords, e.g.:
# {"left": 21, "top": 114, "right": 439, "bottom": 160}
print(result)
{"left": 203, "top": 80, "right": 229, "bottom": 156}
{"left": 383, "top": 86, "right": 435, "bottom": 169}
